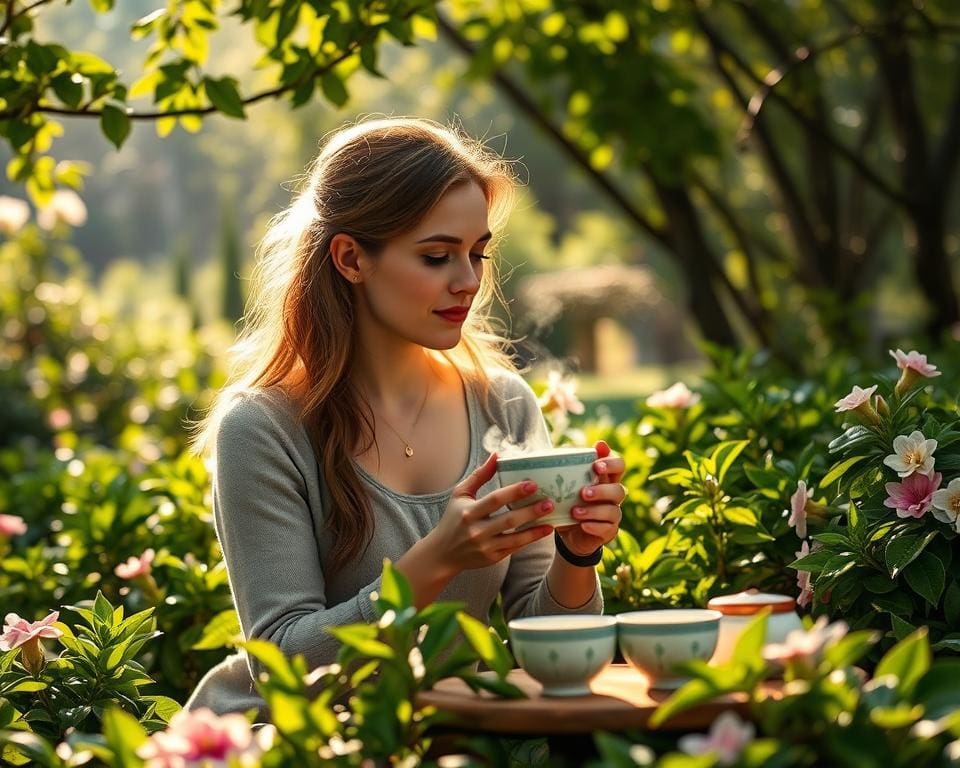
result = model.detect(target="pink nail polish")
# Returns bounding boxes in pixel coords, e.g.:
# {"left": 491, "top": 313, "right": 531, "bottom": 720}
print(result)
{"left": 597, "top": 461, "right": 608, "bottom": 473}
{"left": 522, "top": 481, "right": 536, "bottom": 493}
{"left": 583, "top": 487, "right": 594, "bottom": 499}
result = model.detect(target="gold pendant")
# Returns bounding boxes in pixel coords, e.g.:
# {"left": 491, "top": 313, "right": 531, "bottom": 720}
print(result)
{"left": 404, "top": 445, "right": 414, "bottom": 458}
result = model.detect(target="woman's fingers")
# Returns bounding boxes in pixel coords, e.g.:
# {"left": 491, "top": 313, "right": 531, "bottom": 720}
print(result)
{"left": 485, "top": 497, "right": 555, "bottom": 535}
{"left": 490, "top": 524, "right": 554, "bottom": 555}
{"left": 580, "top": 481, "right": 627, "bottom": 505}
{"left": 593, "top": 455, "right": 625, "bottom": 485}
{"left": 571, "top": 503, "right": 622, "bottom": 524}
{"left": 577, "top": 521, "right": 618, "bottom": 538}
{"left": 468, "top": 479, "right": 541, "bottom": 520}
{"left": 454, "top": 452, "right": 498, "bottom": 500}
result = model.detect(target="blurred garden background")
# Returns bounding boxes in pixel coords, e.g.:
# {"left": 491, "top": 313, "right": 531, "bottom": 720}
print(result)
{"left": 3, "top": 2, "right": 960, "bottom": 766}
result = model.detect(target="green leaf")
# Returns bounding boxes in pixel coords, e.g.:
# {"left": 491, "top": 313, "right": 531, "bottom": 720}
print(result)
{"left": 915, "top": 660, "right": 960, "bottom": 718}
{"left": 789, "top": 547, "right": 836, "bottom": 574}
{"left": 944, "top": 580, "right": 960, "bottom": 626}
{"left": 203, "top": 76, "right": 246, "bottom": 118}
{"left": 0, "top": 731, "right": 57, "bottom": 766}
{"left": 828, "top": 425, "right": 873, "bottom": 453}
{"left": 884, "top": 531, "right": 936, "bottom": 578}
{"left": 378, "top": 559, "right": 414, "bottom": 611}
{"left": 324, "top": 625, "right": 394, "bottom": 660}
{"left": 192, "top": 609, "right": 241, "bottom": 650}
{"left": 875, "top": 627, "right": 930, "bottom": 698}
{"left": 463, "top": 674, "right": 525, "bottom": 699}
{"left": 139, "top": 695, "right": 181, "bottom": 723}
{"left": 732, "top": 611, "right": 767, "bottom": 668}
{"left": 649, "top": 678, "right": 719, "bottom": 728}
{"left": 712, "top": 440, "right": 749, "bottom": 485}
{"left": 242, "top": 639, "right": 301, "bottom": 689}
{"left": 90, "top": 0, "right": 115, "bottom": 11}
{"left": 457, "top": 613, "right": 507, "bottom": 677}
{"left": 93, "top": 592, "right": 114, "bottom": 623}
{"left": 903, "top": 550, "right": 946, "bottom": 606}
{"left": 51, "top": 73, "right": 84, "bottom": 109}
{"left": 101, "top": 707, "right": 146, "bottom": 764}
{"left": 1, "top": 681, "right": 47, "bottom": 694}
{"left": 821, "top": 455, "right": 869, "bottom": 487}
{"left": 320, "top": 71, "right": 348, "bottom": 107}
{"left": 823, "top": 630, "right": 878, "bottom": 668}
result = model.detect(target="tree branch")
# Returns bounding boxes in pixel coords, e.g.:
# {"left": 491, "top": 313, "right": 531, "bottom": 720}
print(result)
{"left": 1, "top": 0, "right": 55, "bottom": 39}
{"left": 435, "top": 12, "right": 670, "bottom": 249}
{"left": 731, "top": 25, "right": 910, "bottom": 209}
{"left": 0, "top": 31, "right": 366, "bottom": 121}
{"left": 694, "top": 8, "right": 825, "bottom": 286}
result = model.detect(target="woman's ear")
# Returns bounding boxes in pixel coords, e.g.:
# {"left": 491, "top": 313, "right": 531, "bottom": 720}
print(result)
{"left": 329, "top": 233, "right": 365, "bottom": 284}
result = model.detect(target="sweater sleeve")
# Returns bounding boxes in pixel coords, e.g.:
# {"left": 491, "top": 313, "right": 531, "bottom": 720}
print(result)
{"left": 212, "top": 395, "right": 381, "bottom": 681}
{"left": 493, "top": 373, "right": 604, "bottom": 621}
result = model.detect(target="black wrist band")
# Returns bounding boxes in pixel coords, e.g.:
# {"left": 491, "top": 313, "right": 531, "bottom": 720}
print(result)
{"left": 554, "top": 531, "right": 603, "bottom": 567}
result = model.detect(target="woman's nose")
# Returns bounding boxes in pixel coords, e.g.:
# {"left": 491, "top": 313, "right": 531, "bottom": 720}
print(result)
{"left": 450, "top": 258, "right": 481, "bottom": 294}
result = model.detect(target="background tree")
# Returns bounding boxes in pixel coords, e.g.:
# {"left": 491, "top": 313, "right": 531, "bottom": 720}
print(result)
{"left": 441, "top": 0, "right": 960, "bottom": 364}
{"left": 3, "top": 0, "right": 959, "bottom": 366}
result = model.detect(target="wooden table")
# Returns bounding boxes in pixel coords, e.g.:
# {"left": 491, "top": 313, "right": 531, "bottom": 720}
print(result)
{"left": 418, "top": 664, "right": 782, "bottom": 734}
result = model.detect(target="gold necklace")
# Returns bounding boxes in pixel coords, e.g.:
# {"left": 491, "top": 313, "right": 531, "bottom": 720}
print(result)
{"left": 374, "top": 375, "right": 432, "bottom": 458}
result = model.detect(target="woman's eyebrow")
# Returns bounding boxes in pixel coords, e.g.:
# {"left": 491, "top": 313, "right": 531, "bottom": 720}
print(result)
{"left": 415, "top": 231, "right": 493, "bottom": 244}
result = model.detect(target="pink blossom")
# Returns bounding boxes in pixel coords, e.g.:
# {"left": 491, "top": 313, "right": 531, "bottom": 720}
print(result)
{"left": 890, "top": 349, "right": 940, "bottom": 378}
{"left": 763, "top": 615, "right": 847, "bottom": 665}
{"left": 883, "top": 431, "right": 937, "bottom": 478}
{"left": 0, "top": 196, "right": 30, "bottom": 235}
{"left": 0, "top": 611, "right": 62, "bottom": 651}
{"left": 795, "top": 541, "right": 814, "bottom": 608}
{"left": 537, "top": 370, "right": 585, "bottom": 416}
{"left": 0, "top": 514, "right": 27, "bottom": 537}
{"left": 137, "top": 708, "right": 256, "bottom": 768}
{"left": 646, "top": 381, "right": 701, "bottom": 409}
{"left": 834, "top": 384, "right": 877, "bottom": 413}
{"left": 114, "top": 549, "right": 155, "bottom": 579}
{"left": 678, "top": 712, "right": 754, "bottom": 765}
{"left": 789, "top": 481, "right": 810, "bottom": 539}
{"left": 37, "top": 190, "right": 87, "bottom": 231}
{"left": 47, "top": 408, "right": 73, "bottom": 431}
{"left": 884, "top": 472, "right": 941, "bottom": 519}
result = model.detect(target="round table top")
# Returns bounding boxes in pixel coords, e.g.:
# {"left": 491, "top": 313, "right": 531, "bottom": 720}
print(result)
{"left": 417, "top": 664, "right": 781, "bottom": 734}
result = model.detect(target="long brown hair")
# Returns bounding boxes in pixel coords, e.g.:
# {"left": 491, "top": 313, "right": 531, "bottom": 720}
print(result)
{"left": 193, "top": 117, "right": 520, "bottom": 574}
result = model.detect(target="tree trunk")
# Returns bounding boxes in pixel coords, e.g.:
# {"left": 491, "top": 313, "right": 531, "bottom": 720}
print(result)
{"left": 653, "top": 180, "right": 739, "bottom": 348}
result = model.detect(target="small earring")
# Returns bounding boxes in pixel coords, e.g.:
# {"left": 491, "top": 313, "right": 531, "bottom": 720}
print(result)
{"left": 352, "top": 274, "right": 361, "bottom": 283}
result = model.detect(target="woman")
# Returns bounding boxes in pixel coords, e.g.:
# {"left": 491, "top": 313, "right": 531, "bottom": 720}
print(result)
{"left": 185, "top": 117, "right": 625, "bottom": 718}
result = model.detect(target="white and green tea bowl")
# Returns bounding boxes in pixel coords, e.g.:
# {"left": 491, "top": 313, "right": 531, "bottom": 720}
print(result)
{"left": 508, "top": 615, "right": 617, "bottom": 697}
{"left": 617, "top": 609, "right": 722, "bottom": 690}
{"left": 497, "top": 447, "right": 597, "bottom": 529}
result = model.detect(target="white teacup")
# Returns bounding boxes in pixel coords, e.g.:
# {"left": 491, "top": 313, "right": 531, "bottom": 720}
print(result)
{"left": 508, "top": 614, "right": 618, "bottom": 697}
{"left": 496, "top": 447, "right": 597, "bottom": 530}
{"left": 617, "top": 609, "right": 722, "bottom": 690}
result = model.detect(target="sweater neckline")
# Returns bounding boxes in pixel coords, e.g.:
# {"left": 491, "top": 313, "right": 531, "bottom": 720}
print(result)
{"left": 350, "top": 371, "right": 480, "bottom": 503}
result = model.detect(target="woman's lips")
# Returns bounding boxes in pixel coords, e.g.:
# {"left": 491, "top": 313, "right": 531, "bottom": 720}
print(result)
{"left": 434, "top": 307, "right": 469, "bottom": 323}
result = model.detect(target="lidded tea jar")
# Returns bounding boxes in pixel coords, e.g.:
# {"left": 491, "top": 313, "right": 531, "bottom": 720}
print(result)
{"left": 706, "top": 589, "right": 804, "bottom": 664}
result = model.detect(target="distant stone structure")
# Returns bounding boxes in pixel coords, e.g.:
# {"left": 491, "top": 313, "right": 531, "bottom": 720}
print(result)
{"left": 515, "top": 264, "right": 697, "bottom": 373}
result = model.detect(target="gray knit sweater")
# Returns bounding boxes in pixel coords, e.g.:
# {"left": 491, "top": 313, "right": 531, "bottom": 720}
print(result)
{"left": 184, "top": 368, "right": 602, "bottom": 719}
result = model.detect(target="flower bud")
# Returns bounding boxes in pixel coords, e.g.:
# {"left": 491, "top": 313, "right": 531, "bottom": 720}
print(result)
{"left": 704, "top": 474, "right": 719, "bottom": 498}
{"left": 875, "top": 394, "right": 890, "bottom": 418}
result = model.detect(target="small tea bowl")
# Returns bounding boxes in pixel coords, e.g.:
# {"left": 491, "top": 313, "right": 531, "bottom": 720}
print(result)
{"left": 497, "top": 447, "right": 597, "bottom": 529}
{"left": 508, "top": 614, "right": 618, "bottom": 697}
{"left": 617, "top": 609, "right": 722, "bottom": 690}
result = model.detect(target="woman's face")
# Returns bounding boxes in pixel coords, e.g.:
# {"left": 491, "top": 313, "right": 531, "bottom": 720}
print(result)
{"left": 356, "top": 181, "right": 491, "bottom": 351}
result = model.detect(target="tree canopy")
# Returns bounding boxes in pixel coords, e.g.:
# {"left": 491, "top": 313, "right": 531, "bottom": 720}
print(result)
{"left": 3, "top": 0, "right": 960, "bottom": 364}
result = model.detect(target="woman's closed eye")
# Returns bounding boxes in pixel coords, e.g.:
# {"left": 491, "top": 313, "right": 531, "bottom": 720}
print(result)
{"left": 423, "top": 252, "right": 490, "bottom": 266}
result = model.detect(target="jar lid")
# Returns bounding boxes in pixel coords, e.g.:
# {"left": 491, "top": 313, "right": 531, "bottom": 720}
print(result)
{"left": 707, "top": 589, "right": 796, "bottom": 615}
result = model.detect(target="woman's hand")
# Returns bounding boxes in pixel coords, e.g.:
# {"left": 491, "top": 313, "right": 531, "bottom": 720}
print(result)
{"left": 556, "top": 440, "right": 625, "bottom": 557}
{"left": 396, "top": 453, "right": 554, "bottom": 603}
